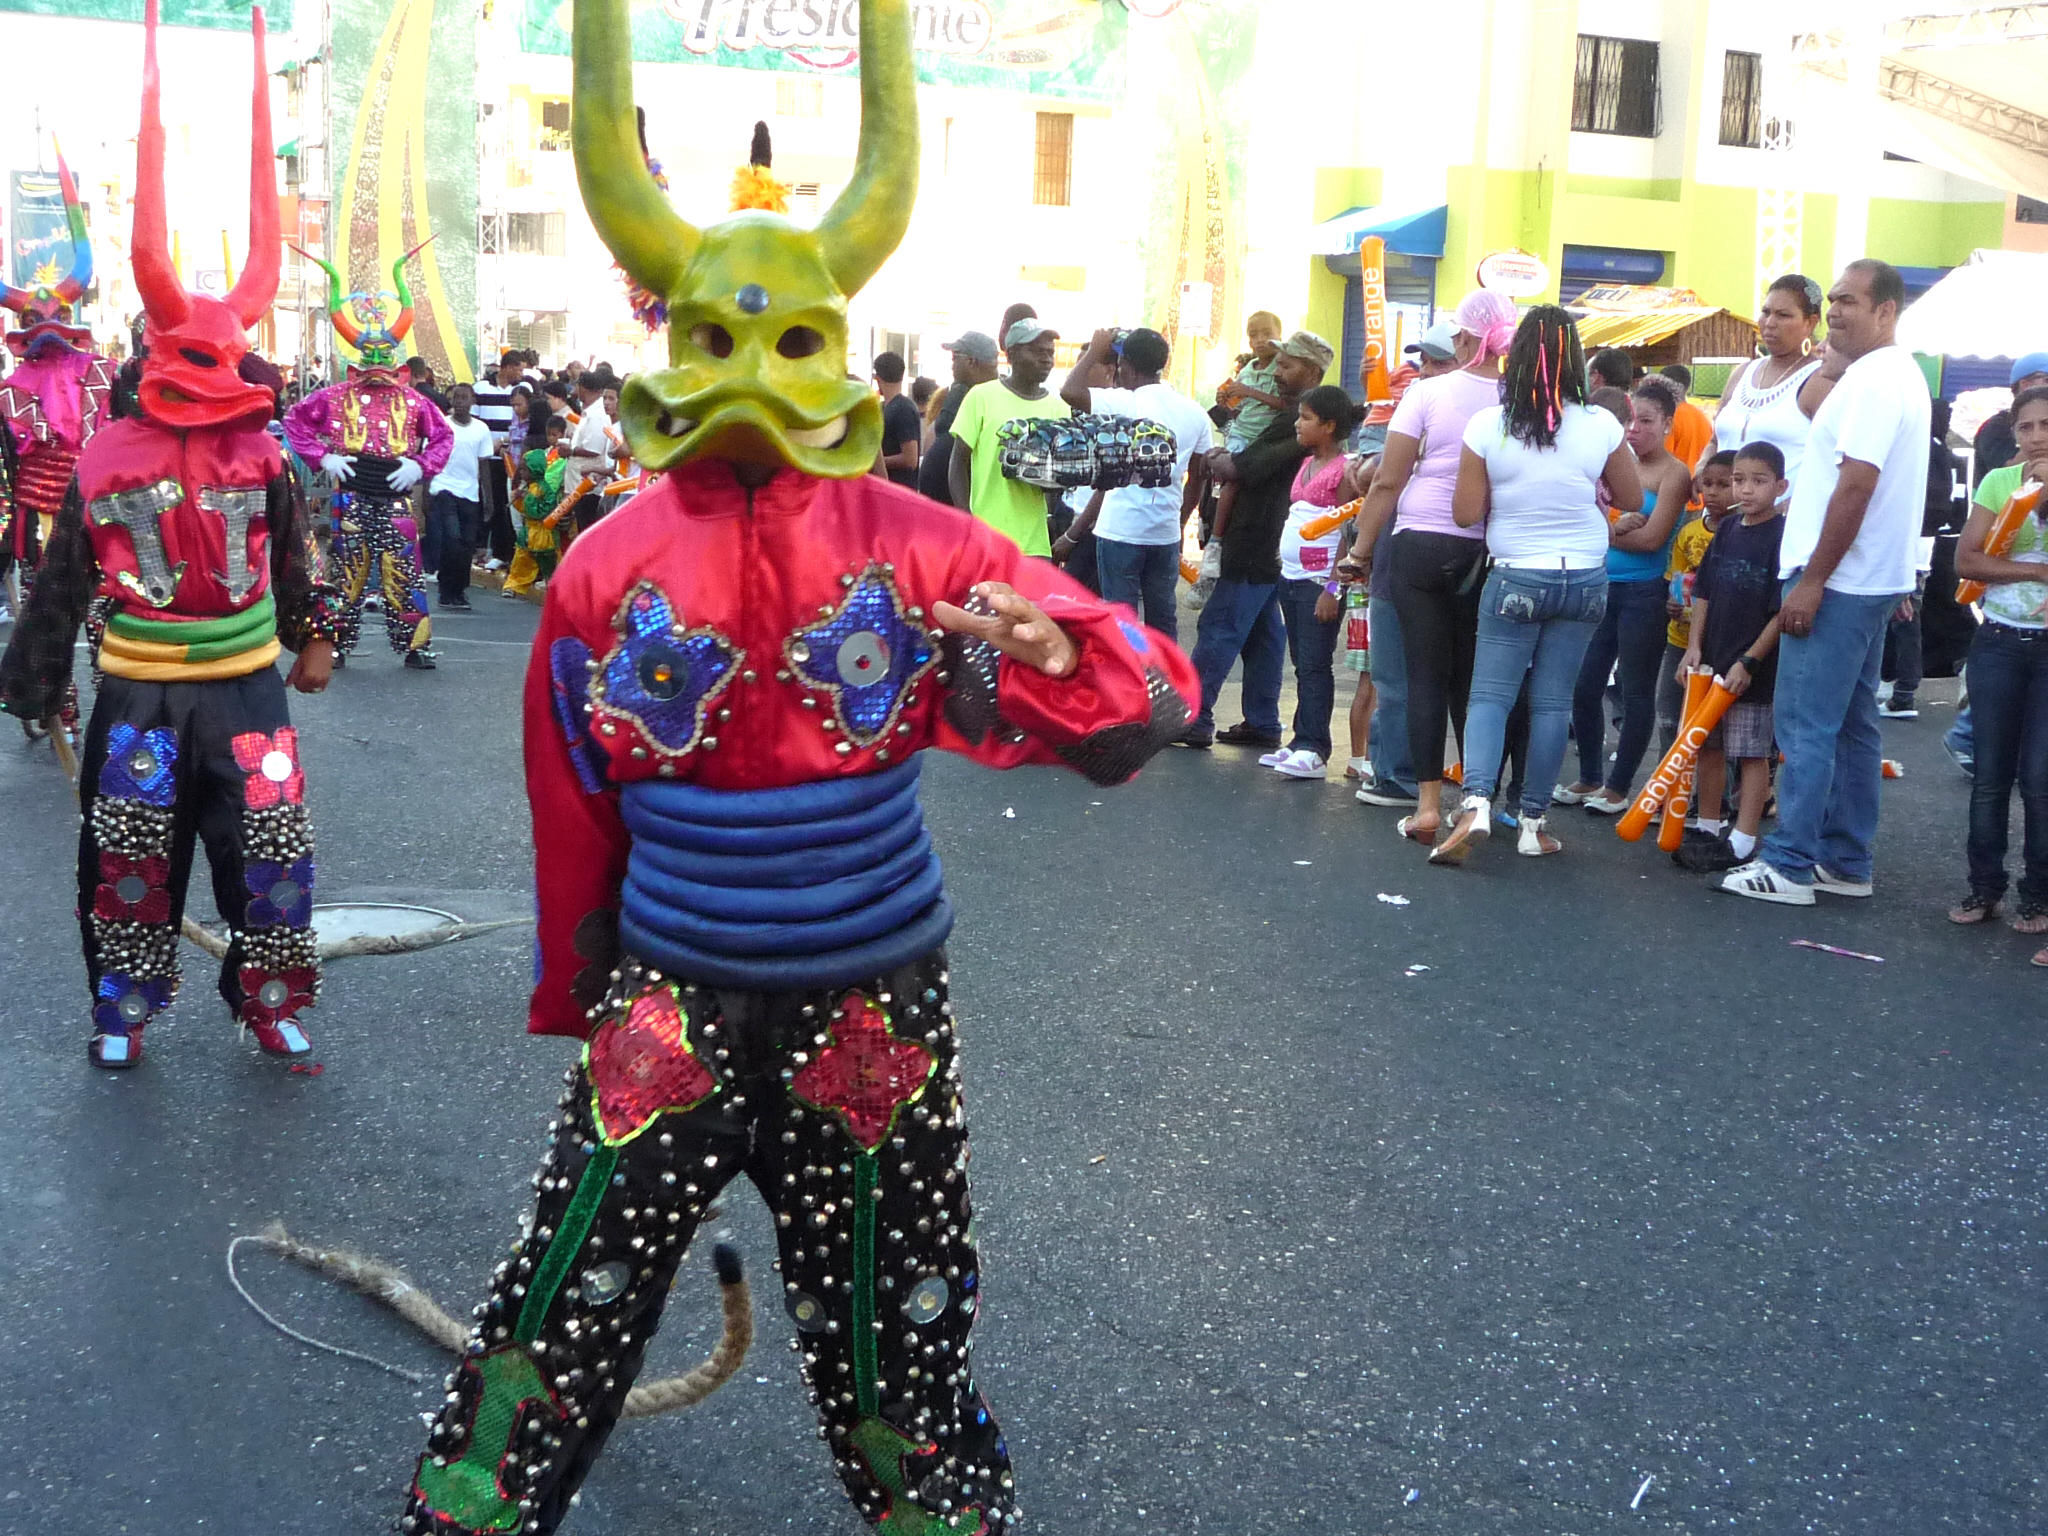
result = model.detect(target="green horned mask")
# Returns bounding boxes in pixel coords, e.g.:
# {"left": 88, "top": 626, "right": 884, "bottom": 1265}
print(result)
{"left": 572, "top": 0, "right": 916, "bottom": 479}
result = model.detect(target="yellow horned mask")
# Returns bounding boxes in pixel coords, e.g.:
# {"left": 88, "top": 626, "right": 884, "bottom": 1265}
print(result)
{"left": 572, "top": 0, "right": 917, "bottom": 479}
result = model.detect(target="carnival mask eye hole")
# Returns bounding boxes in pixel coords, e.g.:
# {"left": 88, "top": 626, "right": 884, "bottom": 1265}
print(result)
{"left": 177, "top": 347, "right": 220, "bottom": 369}
{"left": 776, "top": 326, "right": 825, "bottom": 360}
{"left": 691, "top": 324, "right": 735, "bottom": 360}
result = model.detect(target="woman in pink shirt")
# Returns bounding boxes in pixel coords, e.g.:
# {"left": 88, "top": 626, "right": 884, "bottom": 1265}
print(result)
{"left": 1338, "top": 289, "right": 1517, "bottom": 840}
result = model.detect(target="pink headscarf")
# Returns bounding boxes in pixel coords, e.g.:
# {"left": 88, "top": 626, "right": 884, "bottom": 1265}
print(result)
{"left": 1453, "top": 290, "right": 1519, "bottom": 363}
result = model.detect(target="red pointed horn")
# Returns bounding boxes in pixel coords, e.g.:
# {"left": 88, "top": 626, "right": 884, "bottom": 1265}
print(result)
{"left": 132, "top": 0, "right": 190, "bottom": 331}
{"left": 226, "top": 5, "right": 281, "bottom": 326}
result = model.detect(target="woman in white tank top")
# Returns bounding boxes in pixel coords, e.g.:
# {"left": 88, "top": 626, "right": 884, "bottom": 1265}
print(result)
{"left": 1711, "top": 274, "right": 1837, "bottom": 493}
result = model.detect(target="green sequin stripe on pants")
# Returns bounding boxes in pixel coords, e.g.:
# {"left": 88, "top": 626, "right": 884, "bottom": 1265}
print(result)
{"left": 401, "top": 951, "right": 1014, "bottom": 1536}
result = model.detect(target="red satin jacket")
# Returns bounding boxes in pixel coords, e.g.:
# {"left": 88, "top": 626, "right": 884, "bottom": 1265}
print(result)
{"left": 525, "top": 459, "right": 1198, "bottom": 1037}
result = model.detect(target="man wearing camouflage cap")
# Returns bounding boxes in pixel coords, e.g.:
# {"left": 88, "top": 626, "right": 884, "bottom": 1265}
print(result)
{"left": 1179, "top": 331, "right": 1333, "bottom": 748}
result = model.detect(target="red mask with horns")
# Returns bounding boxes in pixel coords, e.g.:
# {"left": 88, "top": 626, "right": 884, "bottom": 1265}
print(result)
{"left": 131, "top": 0, "right": 280, "bottom": 431}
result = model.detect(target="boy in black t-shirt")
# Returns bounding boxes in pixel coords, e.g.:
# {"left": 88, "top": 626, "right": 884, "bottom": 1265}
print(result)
{"left": 1679, "top": 442, "right": 1789, "bottom": 871}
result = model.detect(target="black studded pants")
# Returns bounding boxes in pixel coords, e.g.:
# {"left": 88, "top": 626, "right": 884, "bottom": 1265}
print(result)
{"left": 403, "top": 950, "right": 1015, "bottom": 1536}
{"left": 75, "top": 669, "right": 319, "bottom": 1045}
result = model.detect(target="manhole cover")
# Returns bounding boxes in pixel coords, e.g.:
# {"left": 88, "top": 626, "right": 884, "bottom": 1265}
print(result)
{"left": 309, "top": 902, "right": 461, "bottom": 945}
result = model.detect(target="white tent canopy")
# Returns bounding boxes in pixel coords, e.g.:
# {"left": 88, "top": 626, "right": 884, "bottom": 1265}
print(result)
{"left": 1895, "top": 248, "right": 2048, "bottom": 358}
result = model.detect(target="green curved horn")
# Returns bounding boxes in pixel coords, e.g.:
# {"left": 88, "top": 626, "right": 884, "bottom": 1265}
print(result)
{"left": 572, "top": 0, "right": 697, "bottom": 299}
{"left": 814, "top": 0, "right": 918, "bottom": 297}
{"left": 290, "top": 243, "right": 363, "bottom": 346}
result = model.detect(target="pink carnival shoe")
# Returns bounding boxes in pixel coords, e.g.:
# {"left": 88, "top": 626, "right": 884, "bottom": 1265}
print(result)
{"left": 245, "top": 1017, "right": 313, "bottom": 1056}
{"left": 89, "top": 1031, "right": 144, "bottom": 1069}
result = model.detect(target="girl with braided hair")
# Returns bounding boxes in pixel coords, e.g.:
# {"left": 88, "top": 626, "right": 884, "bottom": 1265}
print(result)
{"left": 1429, "top": 306, "right": 1643, "bottom": 864}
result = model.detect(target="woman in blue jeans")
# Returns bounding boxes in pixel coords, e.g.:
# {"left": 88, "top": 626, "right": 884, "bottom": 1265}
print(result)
{"left": 1948, "top": 388, "right": 2048, "bottom": 959}
{"left": 1558, "top": 378, "right": 1692, "bottom": 813}
{"left": 1429, "top": 307, "right": 1642, "bottom": 863}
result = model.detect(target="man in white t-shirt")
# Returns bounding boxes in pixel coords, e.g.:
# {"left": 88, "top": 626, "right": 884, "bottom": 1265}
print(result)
{"left": 565, "top": 369, "right": 619, "bottom": 533}
{"left": 1055, "top": 326, "right": 1212, "bottom": 646}
{"left": 1722, "top": 259, "right": 1930, "bottom": 907}
{"left": 425, "top": 383, "right": 499, "bottom": 611}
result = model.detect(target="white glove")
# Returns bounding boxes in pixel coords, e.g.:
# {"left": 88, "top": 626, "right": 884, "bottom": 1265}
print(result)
{"left": 319, "top": 453, "right": 357, "bottom": 483}
{"left": 386, "top": 458, "right": 424, "bottom": 492}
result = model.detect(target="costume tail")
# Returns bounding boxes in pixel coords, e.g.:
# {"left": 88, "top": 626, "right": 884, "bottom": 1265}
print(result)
{"left": 234, "top": 1222, "right": 752, "bottom": 1416}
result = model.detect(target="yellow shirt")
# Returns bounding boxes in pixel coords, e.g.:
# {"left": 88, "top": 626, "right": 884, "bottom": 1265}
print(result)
{"left": 1665, "top": 511, "right": 1723, "bottom": 648}
{"left": 949, "top": 379, "right": 1068, "bottom": 557}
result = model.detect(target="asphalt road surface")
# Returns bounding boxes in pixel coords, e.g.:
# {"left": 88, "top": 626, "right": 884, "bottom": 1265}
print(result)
{"left": 0, "top": 594, "right": 2040, "bottom": 1536}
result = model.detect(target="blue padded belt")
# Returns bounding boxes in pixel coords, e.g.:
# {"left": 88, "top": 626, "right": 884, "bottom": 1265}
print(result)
{"left": 619, "top": 897, "right": 955, "bottom": 993}
{"left": 628, "top": 831, "right": 937, "bottom": 922}
{"left": 625, "top": 758, "right": 919, "bottom": 825}
{"left": 628, "top": 817, "right": 928, "bottom": 889}
{"left": 618, "top": 757, "right": 951, "bottom": 990}
{"left": 621, "top": 773, "right": 922, "bottom": 854}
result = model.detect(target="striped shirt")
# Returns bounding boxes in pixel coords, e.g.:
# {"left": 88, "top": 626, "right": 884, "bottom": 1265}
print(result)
{"left": 470, "top": 378, "right": 519, "bottom": 449}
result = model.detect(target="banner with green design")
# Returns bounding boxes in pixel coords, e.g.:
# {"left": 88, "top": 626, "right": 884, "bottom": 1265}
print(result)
{"left": 516, "top": 0, "right": 1128, "bottom": 104}
{"left": 328, "top": 0, "right": 477, "bottom": 381}
{"left": 0, "top": 0, "right": 292, "bottom": 30}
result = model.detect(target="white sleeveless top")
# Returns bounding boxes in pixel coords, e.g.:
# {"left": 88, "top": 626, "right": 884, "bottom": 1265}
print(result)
{"left": 1714, "top": 356, "right": 1823, "bottom": 491}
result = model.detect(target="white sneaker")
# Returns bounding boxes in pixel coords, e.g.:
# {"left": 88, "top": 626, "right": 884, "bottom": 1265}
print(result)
{"left": 1274, "top": 749, "right": 1328, "bottom": 780}
{"left": 1813, "top": 865, "right": 1874, "bottom": 898}
{"left": 1259, "top": 748, "right": 1291, "bottom": 767}
{"left": 1718, "top": 859, "right": 1815, "bottom": 906}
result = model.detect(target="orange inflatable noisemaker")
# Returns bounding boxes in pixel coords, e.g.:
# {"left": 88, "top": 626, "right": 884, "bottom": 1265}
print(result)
{"left": 1618, "top": 673, "right": 1736, "bottom": 842}
{"left": 1955, "top": 479, "right": 2044, "bottom": 605}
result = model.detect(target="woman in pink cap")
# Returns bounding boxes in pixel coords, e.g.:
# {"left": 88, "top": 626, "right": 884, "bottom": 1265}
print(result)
{"left": 1338, "top": 289, "right": 1518, "bottom": 841}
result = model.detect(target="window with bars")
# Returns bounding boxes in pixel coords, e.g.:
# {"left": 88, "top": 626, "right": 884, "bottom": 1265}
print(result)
{"left": 2019, "top": 195, "right": 2048, "bottom": 224}
{"left": 1033, "top": 112, "right": 1073, "bottom": 207}
{"left": 478, "top": 212, "right": 502, "bottom": 255}
{"left": 537, "top": 98, "right": 571, "bottom": 152}
{"left": 506, "top": 312, "right": 567, "bottom": 362}
{"left": 506, "top": 212, "right": 565, "bottom": 257}
{"left": 1572, "top": 35, "right": 1660, "bottom": 138}
{"left": 1720, "top": 50, "right": 1762, "bottom": 147}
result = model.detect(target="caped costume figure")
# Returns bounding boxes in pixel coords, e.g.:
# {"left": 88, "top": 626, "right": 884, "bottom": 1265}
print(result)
{"left": 0, "top": 153, "right": 114, "bottom": 643}
{"left": 398, "top": 2, "right": 1198, "bottom": 1533}
{"left": 283, "top": 244, "right": 451, "bottom": 668}
{"left": 0, "top": 0, "right": 341, "bottom": 1068}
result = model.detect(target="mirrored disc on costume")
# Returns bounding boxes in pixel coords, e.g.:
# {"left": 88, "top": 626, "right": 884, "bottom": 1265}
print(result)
{"left": 129, "top": 749, "right": 157, "bottom": 778}
{"left": 787, "top": 1289, "right": 829, "bottom": 1333}
{"left": 903, "top": 1275, "right": 949, "bottom": 1325}
{"left": 115, "top": 875, "right": 150, "bottom": 904}
{"left": 837, "top": 632, "right": 890, "bottom": 686}
{"left": 261, "top": 750, "right": 294, "bottom": 782}
{"left": 258, "top": 978, "right": 291, "bottom": 1007}
{"left": 581, "top": 1260, "right": 631, "bottom": 1306}
{"left": 269, "top": 879, "right": 302, "bottom": 908}
{"left": 117, "top": 991, "right": 150, "bottom": 1024}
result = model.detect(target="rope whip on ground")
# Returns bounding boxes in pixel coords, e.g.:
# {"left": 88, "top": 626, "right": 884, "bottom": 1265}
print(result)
{"left": 228, "top": 1221, "right": 752, "bottom": 1416}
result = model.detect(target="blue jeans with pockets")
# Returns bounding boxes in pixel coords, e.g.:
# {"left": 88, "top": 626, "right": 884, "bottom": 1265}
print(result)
{"left": 1465, "top": 565, "right": 1609, "bottom": 820}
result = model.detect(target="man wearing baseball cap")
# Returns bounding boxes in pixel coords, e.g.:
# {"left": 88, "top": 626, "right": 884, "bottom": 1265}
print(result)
{"left": 1359, "top": 320, "right": 1458, "bottom": 451}
{"left": 948, "top": 318, "right": 1070, "bottom": 555}
{"left": 1181, "top": 330, "right": 1333, "bottom": 747}
{"left": 918, "top": 331, "right": 999, "bottom": 505}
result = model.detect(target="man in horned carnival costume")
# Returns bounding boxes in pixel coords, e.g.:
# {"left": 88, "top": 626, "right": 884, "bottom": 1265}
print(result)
{"left": 0, "top": 153, "right": 114, "bottom": 646}
{"left": 0, "top": 0, "right": 343, "bottom": 1068}
{"left": 399, "top": 3, "right": 1198, "bottom": 1533}
{"left": 283, "top": 247, "right": 451, "bottom": 670}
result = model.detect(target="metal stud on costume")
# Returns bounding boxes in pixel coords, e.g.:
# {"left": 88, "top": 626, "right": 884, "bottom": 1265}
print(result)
{"left": 282, "top": 243, "right": 450, "bottom": 665}
{"left": 0, "top": 0, "right": 340, "bottom": 1068}
{"left": 400, "top": 2, "right": 1199, "bottom": 1532}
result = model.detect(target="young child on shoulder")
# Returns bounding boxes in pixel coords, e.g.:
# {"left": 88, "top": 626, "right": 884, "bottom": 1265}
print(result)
{"left": 1202, "top": 312, "right": 1286, "bottom": 604}
{"left": 1677, "top": 441, "right": 1789, "bottom": 872}
{"left": 1659, "top": 451, "right": 1738, "bottom": 754}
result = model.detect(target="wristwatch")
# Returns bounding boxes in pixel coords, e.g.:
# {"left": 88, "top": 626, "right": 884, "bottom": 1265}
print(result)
{"left": 1738, "top": 654, "right": 1761, "bottom": 672}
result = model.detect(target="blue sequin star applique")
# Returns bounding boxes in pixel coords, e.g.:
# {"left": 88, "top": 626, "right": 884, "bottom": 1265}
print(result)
{"left": 590, "top": 582, "right": 742, "bottom": 764}
{"left": 784, "top": 563, "right": 939, "bottom": 751}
